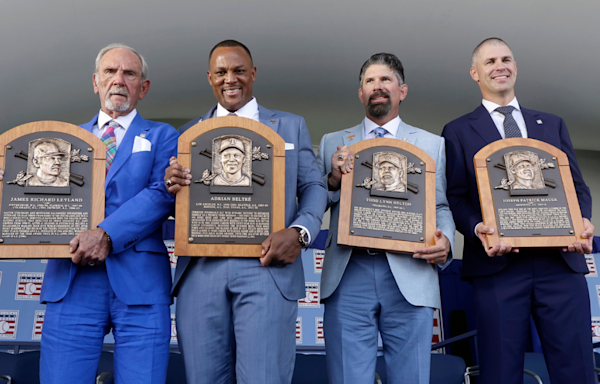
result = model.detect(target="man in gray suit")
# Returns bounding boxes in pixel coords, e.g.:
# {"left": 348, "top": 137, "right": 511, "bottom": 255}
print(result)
{"left": 164, "top": 40, "right": 327, "bottom": 384}
{"left": 316, "top": 53, "right": 455, "bottom": 384}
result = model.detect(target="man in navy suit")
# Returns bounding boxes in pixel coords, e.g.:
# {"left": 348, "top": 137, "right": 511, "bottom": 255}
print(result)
{"left": 164, "top": 40, "right": 327, "bottom": 384}
{"left": 442, "top": 37, "right": 596, "bottom": 384}
{"left": 39, "top": 44, "right": 179, "bottom": 384}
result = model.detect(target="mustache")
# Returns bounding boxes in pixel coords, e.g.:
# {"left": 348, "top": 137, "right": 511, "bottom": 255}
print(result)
{"left": 369, "top": 91, "right": 390, "bottom": 101}
{"left": 107, "top": 86, "right": 129, "bottom": 98}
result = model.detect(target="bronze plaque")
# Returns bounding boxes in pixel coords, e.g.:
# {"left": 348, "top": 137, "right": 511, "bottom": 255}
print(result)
{"left": 175, "top": 116, "right": 285, "bottom": 257}
{"left": 337, "top": 138, "right": 437, "bottom": 253}
{"left": 474, "top": 138, "right": 585, "bottom": 249}
{"left": 0, "top": 121, "right": 106, "bottom": 258}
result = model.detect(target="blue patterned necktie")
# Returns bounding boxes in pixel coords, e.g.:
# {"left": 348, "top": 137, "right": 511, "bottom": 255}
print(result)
{"left": 373, "top": 127, "right": 387, "bottom": 138}
{"left": 101, "top": 121, "right": 118, "bottom": 174}
{"left": 495, "top": 106, "right": 522, "bottom": 138}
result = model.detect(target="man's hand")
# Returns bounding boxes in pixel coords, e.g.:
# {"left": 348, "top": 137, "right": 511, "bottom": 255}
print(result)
{"left": 260, "top": 228, "right": 302, "bottom": 267}
{"left": 563, "top": 218, "right": 595, "bottom": 254}
{"left": 164, "top": 157, "right": 191, "bottom": 195}
{"left": 413, "top": 229, "right": 450, "bottom": 264}
{"left": 328, "top": 145, "right": 353, "bottom": 191}
{"left": 476, "top": 223, "right": 518, "bottom": 257}
{"left": 70, "top": 227, "right": 111, "bottom": 266}
{"left": 0, "top": 168, "right": 3, "bottom": 181}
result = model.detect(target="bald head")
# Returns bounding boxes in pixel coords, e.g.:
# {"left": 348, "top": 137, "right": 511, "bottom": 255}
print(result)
{"left": 471, "top": 38, "right": 512, "bottom": 67}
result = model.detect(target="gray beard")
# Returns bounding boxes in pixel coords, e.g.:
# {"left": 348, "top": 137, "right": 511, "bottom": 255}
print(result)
{"left": 105, "top": 88, "right": 130, "bottom": 112}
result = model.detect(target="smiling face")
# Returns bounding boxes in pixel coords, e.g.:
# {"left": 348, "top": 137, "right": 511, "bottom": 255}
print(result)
{"left": 359, "top": 64, "right": 407, "bottom": 125}
{"left": 93, "top": 48, "right": 150, "bottom": 117}
{"left": 221, "top": 147, "right": 245, "bottom": 176}
{"left": 208, "top": 46, "right": 256, "bottom": 112}
{"left": 471, "top": 42, "right": 517, "bottom": 105}
{"left": 513, "top": 160, "right": 535, "bottom": 181}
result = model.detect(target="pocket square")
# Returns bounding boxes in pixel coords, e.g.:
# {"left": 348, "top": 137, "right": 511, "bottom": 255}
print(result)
{"left": 133, "top": 136, "right": 152, "bottom": 152}
{"left": 285, "top": 143, "right": 294, "bottom": 150}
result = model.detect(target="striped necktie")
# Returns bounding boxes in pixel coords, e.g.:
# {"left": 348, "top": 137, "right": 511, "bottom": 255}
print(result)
{"left": 101, "top": 121, "right": 118, "bottom": 173}
{"left": 374, "top": 127, "right": 387, "bottom": 138}
{"left": 495, "top": 106, "right": 522, "bottom": 138}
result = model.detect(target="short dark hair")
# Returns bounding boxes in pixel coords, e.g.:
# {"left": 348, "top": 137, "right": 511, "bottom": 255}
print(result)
{"left": 471, "top": 37, "right": 511, "bottom": 67}
{"left": 359, "top": 53, "right": 405, "bottom": 86}
{"left": 209, "top": 40, "right": 253, "bottom": 65}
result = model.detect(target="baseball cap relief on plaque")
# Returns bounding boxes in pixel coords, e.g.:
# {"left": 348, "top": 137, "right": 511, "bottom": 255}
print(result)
{"left": 0, "top": 121, "right": 106, "bottom": 259}
{"left": 174, "top": 116, "right": 285, "bottom": 257}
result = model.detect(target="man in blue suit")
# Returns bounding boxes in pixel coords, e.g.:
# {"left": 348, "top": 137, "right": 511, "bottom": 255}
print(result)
{"left": 39, "top": 44, "right": 179, "bottom": 384}
{"left": 442, "top": 38, "right": 596, "bottom": 384}
{"left": 316, "top": 53, "right": 455, "bottom": 384}
{"left": 164, "top": 40, "right": 327, "bottom": 384}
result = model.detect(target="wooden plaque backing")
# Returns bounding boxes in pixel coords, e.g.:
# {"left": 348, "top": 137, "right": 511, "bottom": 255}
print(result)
{"left": 337, "top": 138, "right": 437, "bottom": 253}
{"left": 474, "top": 138, "right": 584, "bottom": 248}
{"left": 0, "top": 121, "right": 106, "bottom": 259}
{"left": 175, "top": 116, "right": 285, "bottom": 257}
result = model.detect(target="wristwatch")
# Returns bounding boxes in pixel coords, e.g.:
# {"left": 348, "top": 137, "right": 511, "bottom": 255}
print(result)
{"left": 293, "top": 227, "right": 310, "bottom": 248}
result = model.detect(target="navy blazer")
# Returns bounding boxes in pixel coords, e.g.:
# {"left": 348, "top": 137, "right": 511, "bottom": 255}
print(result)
{"left": 442, "top": 105, "right": 592, "bottom": 278}
{"left": 40, "top": 113, "right": 179, "bottom": 305}
{"left": 171, "top": 105, "right": 327, "bottom": 300}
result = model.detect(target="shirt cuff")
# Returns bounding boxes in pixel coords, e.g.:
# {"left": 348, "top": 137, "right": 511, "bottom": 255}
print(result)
{"left": 290, "top": 225, "right": 312, "bottom": 247}
{"left": 474, "top": 222, "right": 483, "bottom": 236}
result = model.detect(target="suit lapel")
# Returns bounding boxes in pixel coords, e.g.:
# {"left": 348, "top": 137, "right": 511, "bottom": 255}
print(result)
{"left": 80, "top": 115, "right": 98, "bottom": 133}
{"left": 105, "top": 113, "right": 147, "bottom": 187}
{"left": 520, "top": 107, "right": 544, "bottom": 141}
{"left": 343, "top": 125, "right": 363, "bottom": 146}
{"left": 258, "top": 105, "right": 279, "bottom": 133}
{"left": 395, "top": 120, "right": 418, "bottom": 145}
{"left": 469, "top": 105, "right": 502, "bottom": 144}
{"left": 199, "top": 106, "right": 217, "bottom": 123}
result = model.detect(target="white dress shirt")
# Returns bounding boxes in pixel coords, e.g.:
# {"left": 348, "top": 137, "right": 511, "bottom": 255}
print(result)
{"left": 481, "top": 97, "right": 528, "bottom": 138}
{"left": 363, "top": 115, "right": 401, "bottom": 139}
{"left": 93, "top": 109, "right": 137, "bottom": 149}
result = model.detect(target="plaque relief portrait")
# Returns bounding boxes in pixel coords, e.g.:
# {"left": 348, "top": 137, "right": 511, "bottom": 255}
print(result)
{"left": 26, "top": 138, "right": 71, "bottom": 188}
{"left": 212, "top": 135, "right": 252, "bottom": 187}
{"left": 504, "top": 150, "right": 545, "bottom": 190}
{"left": 371, "top": 151, "right": 407, "bottom": 193}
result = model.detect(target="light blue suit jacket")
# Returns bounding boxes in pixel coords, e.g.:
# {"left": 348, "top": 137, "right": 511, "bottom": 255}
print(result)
{"left": 40, "top": 113, "right": 179, "bottom": 306}
{"left": 317, "top": 120, "right": 455, "bottom": 308}
{"left": 172, "top": 105, "right": 327, "bottom": 301}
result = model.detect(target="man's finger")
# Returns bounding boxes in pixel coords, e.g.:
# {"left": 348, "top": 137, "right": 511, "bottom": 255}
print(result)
{"left": 259, "top": 253, "right": 273, "bottom": 267}
{"left": 69, "top": 234, "right": 81, "bottom": 253}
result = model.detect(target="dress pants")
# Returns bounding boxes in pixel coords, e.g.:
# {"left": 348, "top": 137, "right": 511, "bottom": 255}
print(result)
{"left": 175, "top": 257, "right": 298, "bottom": 384}
{"left": 40, "top": 265, "right": 171, "bottom": 384}
{"left": 473, "top": 250, "right": 597, "bottom": 384}
{"left": 324, "top": 251, "right": 434, "bottom": 384}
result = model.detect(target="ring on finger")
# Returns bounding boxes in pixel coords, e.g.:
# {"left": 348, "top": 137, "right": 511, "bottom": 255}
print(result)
{"left": 337, "top": 154, "right": 344, "bottom": 160}
{"left": 165, "top": 179, "right": 172, "bottom": 187}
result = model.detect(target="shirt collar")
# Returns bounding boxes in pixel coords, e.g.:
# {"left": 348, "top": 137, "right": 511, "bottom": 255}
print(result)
{"left": 481, "top": 97, "right": 520, "bottom": 115}
{"left": 97, "top": 109, "right": 137, "bottom": 130}
{"left": 215, "top": 97, "right": 259, "bottom": 119}
{"left": 363, "top": 115, "right": 401, "bottom": 137}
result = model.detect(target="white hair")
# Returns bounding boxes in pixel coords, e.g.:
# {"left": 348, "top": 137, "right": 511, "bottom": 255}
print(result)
{"left": 94, "top": 43, "right": 148, "bottom": 80}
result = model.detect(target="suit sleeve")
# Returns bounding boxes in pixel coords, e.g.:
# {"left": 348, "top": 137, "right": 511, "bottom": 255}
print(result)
{"left": 434, "top": 136, "right": 456, "bottom": 269}
{"left": 557, "top": 118, "right": 592, "bottom": 219}
{"left": 290, "top": 117, "right": 328, "bottom": 245}
{"left": 442, "top": 123, "right": 483, "bottom": 243}
{"left": 99, "top": 124, "right": 179, "bottom": 253}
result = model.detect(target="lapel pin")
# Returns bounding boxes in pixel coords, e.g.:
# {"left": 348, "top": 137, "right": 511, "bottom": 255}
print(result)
{"left": 140, "top": 134, "right": 146, "bottom": 138}
{"left": 270, "top": 120, "right": 276, "bottom": 124}
{"left": 402, "top": 137, "right": 407, "bottom": 141}
{"left": 348, "top": 134, "right": 355, "bottom": 141}
{"left": 536, "top": 120, "right": 543, "bottom": 124}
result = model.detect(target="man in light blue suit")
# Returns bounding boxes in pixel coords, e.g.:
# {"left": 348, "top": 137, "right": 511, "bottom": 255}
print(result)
{"left": 39, "top": 44, "right": 178, "bottom": 384}
{"left": 164, "top": 40, "right": 327, "bottom": 384}
{"left": 317, "top": 53, "right": 455, "bottom": 384}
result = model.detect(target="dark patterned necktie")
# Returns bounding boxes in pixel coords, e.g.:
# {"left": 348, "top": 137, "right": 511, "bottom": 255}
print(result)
{"left": 495, "top": 106, "right": 522, "bottom": 138}
{"left": 101, "top": 121, "right": 118, "bottom": 174}
{"left": 374, "top": 127, "right": 387, "bottom": 138}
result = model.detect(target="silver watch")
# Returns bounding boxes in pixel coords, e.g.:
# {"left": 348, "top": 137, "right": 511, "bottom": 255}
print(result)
{"left": 293, "top": 227, "right": 309, "bottom": 248}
